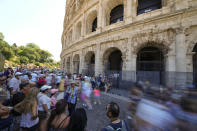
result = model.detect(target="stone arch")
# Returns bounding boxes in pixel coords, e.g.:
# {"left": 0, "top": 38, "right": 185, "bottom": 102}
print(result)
{"left": 73, "top": 54, "right": 80, "bottom": 74}
{"left": 186, "top": 26, "right": 197, "bottom": 54}
{"left": 84, "top": 51, "right": 95, "bottom": 75}
{"left": 66, "top": 57, "right": 71, "bottom": 73}
{"left": 103, "top": 0, "right": 125, "bottom": 26}
{"left": 131, "top": 30, "right": 174, "bottom": 55}
{"left": 136, "top": 46, "right": 165, "bottom": 85}
{"left": 76, "top": 21, "right": 82, "bottom": 39}
{"left": 110, "top": 4, "right": 124, "bottom": 24}
{"left": 134, "top": 41, "right": 169, "bottom": 55}
{"left": 103, "top": 47, "right": 123, "bottom": 72}
{"left": 86, "top": 10, "right": 97, "bottom": 34}
{"left": 137, "top": 0, "right": 162, "bottom": 15}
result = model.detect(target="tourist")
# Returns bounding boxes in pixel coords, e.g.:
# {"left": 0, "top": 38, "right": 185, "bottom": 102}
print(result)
{"left": 135, "top": 98, "right": 176, "bottom": 131}
{"left": 28, "top": 74, "right": 33, "bottom": 83}
{"left": 50, "top": 89, "right": 58, "bottom": 109}
{"left": 37, "top": 75, "right": 47, "bottom": 88}
{"left": 82, "top": 77, "right": 92, "bottom": 110}
{"left": 14, "top": 87, "right": 39, "bottom": 131}
{"left": 101, "top": 102, "right": 129, "bottom": 131}
{"left": 51, "top": 74, "right": 56, "bottom": 88}
{"left": 66, "top": 80, "right": 78, "bottom": 116}
{"left": 66, "top": 108, "right": 87, "bottom": 131}
{"left": 47, "top": 99, "right": 70, "bottom": 131}
{"left": 93, "top": 86, "right": 101, "bottom": 105}
{"left": 46, "top": 73, "right": 52, "bottom": 86}
{"left": 176, "top": 96, "right": 197, "bottom": 131}
{"left": 8, "top": 72, "right": 22, "bottom": 95}
{"left": 12, "top": 82, "right": 30, "bottom": 131}
{"left": 55, "top": 74, "right": 61, "bottom": 88}
{"left": 37, "top": 85, "right": 51, "bottom": 131}
{"left": 0, "top": 76, "right": 13, "bottom": 131}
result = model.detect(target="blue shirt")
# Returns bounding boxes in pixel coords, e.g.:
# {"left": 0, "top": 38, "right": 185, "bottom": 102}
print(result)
{"left": 66, "top": 86, "right": 78, "bottom": 104}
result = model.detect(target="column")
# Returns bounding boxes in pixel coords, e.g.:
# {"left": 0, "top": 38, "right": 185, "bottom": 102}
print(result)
{"left": 82, "top": 13, "right": 86, "bottom": 37}
{"left": 123, "top": 39, "right": 137, "bottom": 81}
{"left": 95, "top": 43, "right": 102, "bottom": 76}
{"left": 70, "top": 54, "right": 74, "bottom": 74}
{"left": 175, "top": 28, "right": 187, "bottom": 88}
{"left": 79, "top": 50, "right": 84, "bottom": 74}
{"left": 165, "top": 53, "right": 176, "bottom": 87}
{"left": 175, "top": 0, "right": 189, "bottom": 10}
{"left": 131, "top": 0, "right": 137, "bottom": 21}
{"left": 125, "top": 0, "right": 133, "bottom": 23}
{"left": 97, "top": 0, "right": 103, "bottom": 32}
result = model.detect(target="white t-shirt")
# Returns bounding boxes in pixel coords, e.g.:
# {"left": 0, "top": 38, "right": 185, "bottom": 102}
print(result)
{"left": 9, "top": 77, "right": 21, "bottom": 92}
{"left": 37, "top": 93, "right": 51, "bottom": 111}
{"left": 56, "top": 76, "right": 61, "bottom": 84}
{"left": 82, "top": 82, "right": 92, "bottom": 97}
{"left": 46, "top": 76, "right": 52, "bottom": 85}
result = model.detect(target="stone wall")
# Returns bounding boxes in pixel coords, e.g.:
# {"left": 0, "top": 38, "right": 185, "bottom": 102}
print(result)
{"left": 61, "top": 0, "right": 197, "bottom": 87}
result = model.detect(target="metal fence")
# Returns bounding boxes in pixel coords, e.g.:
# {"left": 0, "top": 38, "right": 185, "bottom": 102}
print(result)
{"left": 102, "top": 70, "right": 195, "bottom": 89}
{"left": 79, "top": 68, "right": 196, "bottom": 89}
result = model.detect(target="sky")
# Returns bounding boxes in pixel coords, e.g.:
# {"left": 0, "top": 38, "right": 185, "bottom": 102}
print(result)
{"left": 0, "top": 0, "right": 66, "bottom": 61}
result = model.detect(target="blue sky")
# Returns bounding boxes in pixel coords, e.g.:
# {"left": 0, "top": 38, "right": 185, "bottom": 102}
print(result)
{"left": 0, "top": 0, "right": 66, "bottom": 61}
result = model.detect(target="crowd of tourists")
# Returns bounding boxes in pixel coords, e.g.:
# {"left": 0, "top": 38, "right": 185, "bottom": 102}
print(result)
{"left": 0, "top": 67, "right": 197, "bottom": 131}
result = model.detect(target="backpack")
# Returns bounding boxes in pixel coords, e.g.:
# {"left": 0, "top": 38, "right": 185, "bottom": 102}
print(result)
{"left": 105, "top": 120, "right": 128, "bottom": 131}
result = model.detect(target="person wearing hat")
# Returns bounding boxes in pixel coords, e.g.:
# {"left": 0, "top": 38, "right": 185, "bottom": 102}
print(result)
{"left": 66, "top": 80, "right": 78, "bottom": 116}
{"left": 37, "top": 85, "right": 51, "bottom": 131}
{"left": 8, "top": 72, "right": 22, "bottom": 95}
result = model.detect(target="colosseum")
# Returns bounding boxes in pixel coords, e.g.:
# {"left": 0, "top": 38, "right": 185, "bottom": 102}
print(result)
{"left": 61, "top": 0, "right": 197, "bottom": 88}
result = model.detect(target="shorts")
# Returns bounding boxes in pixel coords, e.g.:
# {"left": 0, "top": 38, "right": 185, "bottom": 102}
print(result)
{"left": 38, "top": 111, "right": 47, "bottom": 120}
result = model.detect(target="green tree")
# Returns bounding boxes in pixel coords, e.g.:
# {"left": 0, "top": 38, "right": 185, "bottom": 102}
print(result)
{"left": 19, "top": 56, "right": 29, "bottom": 64}
{"left": 0, "top": 35, "right": 14, "bottom": 60}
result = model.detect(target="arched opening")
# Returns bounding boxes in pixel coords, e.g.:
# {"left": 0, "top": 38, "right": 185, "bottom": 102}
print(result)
{"left": 137, "top": 46, "right": 164, "bottom": 84}
{"left": 193, "top": 44, "right": 197, "bottom": 88}
{"left": 137, "top": 0, "right": 162, "bottom": 15}
{"left": 76, "top": 22, "right": 82, "bottom": 39}
{"left": 73, "top": 54, "right": 80, "bottom": 74}
{"left": 92, "top": 18, "right": 97, "bottom": 32}
{"left": 86, "top": 10, "right": 97, "bottom": 34}
{"left": 66, "top": 57, "right": 70, "bottom": 73}
{"left": 84, "top": 52, "right": 95, "bottom": 75}
{"left": 110, "top": 5, "right": 124, "bottom": 24}
{"left": 104, "top": 48, "right": 122, "bottom": 72}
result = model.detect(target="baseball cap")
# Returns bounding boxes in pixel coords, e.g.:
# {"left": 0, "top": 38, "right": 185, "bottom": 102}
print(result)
{"left": 40, "top": 85, "right": 51, "bottom": 91}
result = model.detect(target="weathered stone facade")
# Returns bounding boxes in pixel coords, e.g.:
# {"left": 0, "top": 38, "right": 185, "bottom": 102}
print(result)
{"left": 61, "top": 0, "right": 197, "bottom": 86}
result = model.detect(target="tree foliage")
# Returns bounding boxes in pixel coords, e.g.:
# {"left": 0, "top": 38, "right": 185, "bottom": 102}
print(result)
{"left": 0, "top": 32, "right": 59, "bottom": 68}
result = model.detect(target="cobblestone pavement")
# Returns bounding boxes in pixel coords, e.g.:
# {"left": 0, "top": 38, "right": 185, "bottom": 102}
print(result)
{"left": 76, "top": 92, "right": 132, "bottom": 131}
